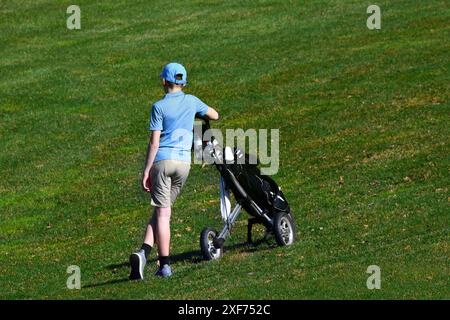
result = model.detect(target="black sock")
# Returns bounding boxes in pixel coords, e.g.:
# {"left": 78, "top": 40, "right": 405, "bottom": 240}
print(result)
{"left": 140, "top": 243, "right": 152, "bottom": 258}
{"left": 159, "top": 256, "right": 170, "bottom": 266}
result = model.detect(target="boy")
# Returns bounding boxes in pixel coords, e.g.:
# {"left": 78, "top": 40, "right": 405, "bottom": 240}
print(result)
{"left": 129, "top": 62, "right": 219, "bottom": 280}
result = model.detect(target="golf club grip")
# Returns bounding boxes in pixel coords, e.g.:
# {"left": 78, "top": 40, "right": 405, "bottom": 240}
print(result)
{"left": 195, "top": 113, "right": 211, "bottom": 130}
{"left": 203, "top": 117, "right": 210, "bottom": 130}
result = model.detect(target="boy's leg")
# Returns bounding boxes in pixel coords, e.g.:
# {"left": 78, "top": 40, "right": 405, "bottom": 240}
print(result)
{"left": 151, "top": 160, "right": 189, "bottom": 277}
{"left": 157, "top": 161, "right": 189, "bottom": 266}
{"left": 148, "top": 161, "right": 173, "bottom": 275}
{"left": 129, "top": 216, "right": 154, "bottom": 280}
{"left": 143, "top": 208, "right": 157, "bottom": 247}
{"left": 155, "top": 206, "right": 171, "bottom": 257}
{"left": 154, "top": 206, "right": 172, "bottom": 277}
{"left": 129, "top": 207, "right": 157, "bottom": 280}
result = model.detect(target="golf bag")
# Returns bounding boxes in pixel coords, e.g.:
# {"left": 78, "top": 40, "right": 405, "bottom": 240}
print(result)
{"left": 221, "top": 147, "right": 290, "bottom": 220}
{"left": 194, "top": 115, "right": 297, "bottom": 260}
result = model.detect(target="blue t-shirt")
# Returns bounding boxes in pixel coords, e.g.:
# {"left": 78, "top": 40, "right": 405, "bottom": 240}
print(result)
{"left": 149, "top": 91, "right": 209, "bottom": 163}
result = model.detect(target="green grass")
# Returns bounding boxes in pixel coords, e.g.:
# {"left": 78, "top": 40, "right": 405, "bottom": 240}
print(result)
{"left": 0, "top": 0, "right": 449, "bottom": 299}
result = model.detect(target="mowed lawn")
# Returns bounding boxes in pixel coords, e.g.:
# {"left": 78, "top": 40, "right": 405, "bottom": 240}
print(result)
{"left": 0, "top": 0, "right": 448, "bottom": 299}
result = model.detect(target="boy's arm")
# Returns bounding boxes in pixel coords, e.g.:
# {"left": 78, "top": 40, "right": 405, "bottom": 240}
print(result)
{"left": 142, "top": 130, "right": 161, "bottom": 192}
{"left": 205, "top": 106, "right": 219, "bottom": 120}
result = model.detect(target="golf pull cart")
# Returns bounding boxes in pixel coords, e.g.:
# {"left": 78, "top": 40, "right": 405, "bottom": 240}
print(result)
{"left": 194, "top": 116, "right": 296, "bottom": 261}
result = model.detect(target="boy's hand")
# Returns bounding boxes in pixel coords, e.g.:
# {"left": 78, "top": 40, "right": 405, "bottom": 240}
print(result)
{"left": 142, "top": 169, "right": 151, "bottom": 192}
{"left": 205, "top": 107, "right": 219, "bottom": 121}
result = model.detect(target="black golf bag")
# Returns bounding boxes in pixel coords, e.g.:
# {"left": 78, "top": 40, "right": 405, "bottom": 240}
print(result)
{"left": 221, "top": 148, "right": 290, "bottom": 219}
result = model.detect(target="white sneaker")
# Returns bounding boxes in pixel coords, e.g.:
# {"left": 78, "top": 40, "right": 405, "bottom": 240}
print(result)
{"left": 129, "top": 250, "right": 146, "bottom": 280}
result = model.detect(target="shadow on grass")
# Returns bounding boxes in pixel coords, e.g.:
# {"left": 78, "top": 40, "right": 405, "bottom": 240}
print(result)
{"left": 104, "top": 250, "right": 203, "bottom": 271}
{"left": 86, "top": 240, "right": 272, "bottom": 288}
{"left": 105, "top": 239, "right": 271, "bottom": 270}
{"left": 83, "top": 277, "right": 129, "bottom": 289}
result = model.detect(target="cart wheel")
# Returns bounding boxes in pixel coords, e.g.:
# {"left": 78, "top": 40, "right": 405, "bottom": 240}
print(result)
{"left": 200, "top": 227, "right": 223, "bottom": 260}
{"left": 273, "top": 212, "right": 296, "bottom": 246}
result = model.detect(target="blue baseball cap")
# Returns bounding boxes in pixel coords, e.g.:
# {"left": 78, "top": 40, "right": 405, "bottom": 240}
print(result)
{"left": 160, "top": 62, "right": 187, "bottom": 85}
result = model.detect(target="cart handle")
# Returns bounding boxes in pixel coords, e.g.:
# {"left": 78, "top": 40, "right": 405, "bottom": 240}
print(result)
{"left": 195, "top": 113, "right": 210, "bottom": 129}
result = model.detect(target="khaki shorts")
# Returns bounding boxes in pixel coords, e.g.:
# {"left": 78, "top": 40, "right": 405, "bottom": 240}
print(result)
{"left": 150, "top": 160, "right": 190, "bottom": 207}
